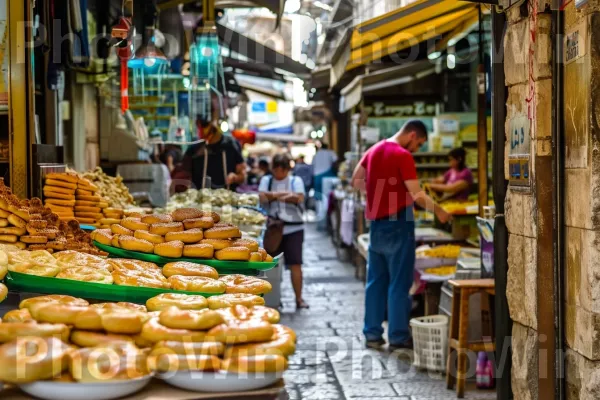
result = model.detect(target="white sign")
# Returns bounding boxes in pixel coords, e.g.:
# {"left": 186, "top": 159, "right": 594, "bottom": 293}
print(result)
{"left": 565, "top": 21, "right": 587, "bottom": 65}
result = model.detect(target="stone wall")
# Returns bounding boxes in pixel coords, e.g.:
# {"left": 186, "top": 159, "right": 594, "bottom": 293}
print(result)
{"left": 563, "top": 3, "right": 600, "bottom": 399}
{"left": 503, "top": 2, "right": 552, "bottom": 398}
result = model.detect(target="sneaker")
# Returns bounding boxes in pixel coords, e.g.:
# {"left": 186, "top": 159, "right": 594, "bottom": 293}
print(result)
{"left": 365, "top": 338, "right": 386, "bottom": 349}
{"left": 388, "top": 338, "right": 414, "bottom": 352}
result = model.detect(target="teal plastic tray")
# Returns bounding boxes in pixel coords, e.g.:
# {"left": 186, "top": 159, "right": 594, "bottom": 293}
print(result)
{"left": 93, "top": 241, "right": 277, "bottom": 273}
{"left": 5, "top": 271, "right": 221, "bottom": 304}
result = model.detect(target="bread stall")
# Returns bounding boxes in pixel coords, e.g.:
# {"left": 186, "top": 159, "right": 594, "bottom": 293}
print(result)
{"left": 0, "top": 172, "right": 291, "bottom": 398}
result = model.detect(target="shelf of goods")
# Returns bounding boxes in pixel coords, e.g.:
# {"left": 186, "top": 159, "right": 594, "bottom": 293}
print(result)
{"left": 0, "top": 288, "right": 295, "bottom": 398}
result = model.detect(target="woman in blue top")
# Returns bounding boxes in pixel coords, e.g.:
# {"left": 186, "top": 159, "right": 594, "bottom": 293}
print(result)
{"left": 259, "top": 154, "right": 308, "bottom": 309}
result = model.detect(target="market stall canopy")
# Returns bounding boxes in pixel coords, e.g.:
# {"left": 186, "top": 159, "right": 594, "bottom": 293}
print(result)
{"left": 235, "top": 74, "right": 288, "bottom": 100}
{"left": 339, "top": 59, "right": 436, "bottom": 112}
{"left": 158, "top": 0, "right": 285, "bottom": 24}
{"left": 217, "top": 24, "right": 311, "bottom": 77}
{"left": 347, "top": 0, "right": 478, "bottom": 70}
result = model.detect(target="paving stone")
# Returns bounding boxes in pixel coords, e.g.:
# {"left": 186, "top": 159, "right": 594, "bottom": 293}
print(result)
{"left": 340, "top": 383, "right": 397, "bottom": 398}
{"left": 284, "top": 363, "right": 337, "bottom": 385}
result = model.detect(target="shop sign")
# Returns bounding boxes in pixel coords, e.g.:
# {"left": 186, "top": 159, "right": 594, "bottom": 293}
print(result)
{"left": 565, "top": 21, "right": 587, "bottom": 65}
{"left": 360, "top": 126, "right": 380, "bottom": 144}
{"left": 508, "top": 115, "right": 530, "bottom": 187}
{"left": 364, "top": 101, "right": 436, "bottom": 118}
{"left": 251, "top": 102, "right": 266, "bottom": 112}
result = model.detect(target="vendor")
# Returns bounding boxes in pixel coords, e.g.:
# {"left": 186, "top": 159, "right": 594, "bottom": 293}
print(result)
{"left": 182, "top": 118, "right": 246, "bottom": 190}
{"left": 428, "top": 147, "right": 473, "bottom": 201}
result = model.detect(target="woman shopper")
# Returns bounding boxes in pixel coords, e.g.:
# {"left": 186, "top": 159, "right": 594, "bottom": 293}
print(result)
{"left": 259, "top": 154, "right": 308, "bottom": 309}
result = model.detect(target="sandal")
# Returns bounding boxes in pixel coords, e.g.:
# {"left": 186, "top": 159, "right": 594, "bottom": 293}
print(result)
{"left": 296, "top": 300, "right": 310, "bottom": 309}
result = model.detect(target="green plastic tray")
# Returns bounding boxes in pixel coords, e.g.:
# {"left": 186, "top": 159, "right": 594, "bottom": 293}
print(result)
{"left": 93, "top": 241, "right": 278, "bottom": 273}
{"left": 5, "top": 271, "right": 222, "bottom": 304}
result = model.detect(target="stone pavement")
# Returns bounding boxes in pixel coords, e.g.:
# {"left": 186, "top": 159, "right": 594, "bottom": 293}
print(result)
{"left": 280, "top": 225, "right": 497, "bottom": 400}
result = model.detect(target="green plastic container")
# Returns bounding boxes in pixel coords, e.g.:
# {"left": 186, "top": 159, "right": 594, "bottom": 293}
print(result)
{"left": 93, "top": 242, "right": 277, "bottom": 273}
{"left": 5, "top": 272, "right": 222, "bottom": 304}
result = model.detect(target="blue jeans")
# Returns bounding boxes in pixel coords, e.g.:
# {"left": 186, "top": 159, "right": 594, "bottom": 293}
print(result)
{"left": 363, "top": 207, "right": 415, "bottom": 344}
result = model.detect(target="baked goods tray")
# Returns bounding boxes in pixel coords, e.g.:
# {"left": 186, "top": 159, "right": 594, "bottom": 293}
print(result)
{"left": 4, "top": 272, "right": 220, "bottom": 304}
{"left": 93, "top": 242, "right": 278, "bottom": 272}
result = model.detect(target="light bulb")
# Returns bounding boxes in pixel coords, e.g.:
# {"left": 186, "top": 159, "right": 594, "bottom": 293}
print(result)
{"left": 220, "top": 121, "right": 229, "bottom": 132}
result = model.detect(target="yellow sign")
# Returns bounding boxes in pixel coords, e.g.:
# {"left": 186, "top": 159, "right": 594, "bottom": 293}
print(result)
{"left": 266, "top": 101, "right": 278, "bottom": 113}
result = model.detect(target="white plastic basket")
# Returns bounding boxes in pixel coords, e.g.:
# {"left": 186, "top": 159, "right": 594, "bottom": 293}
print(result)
{"left": 410, "top": 315, "right": 449, "bottom": 372}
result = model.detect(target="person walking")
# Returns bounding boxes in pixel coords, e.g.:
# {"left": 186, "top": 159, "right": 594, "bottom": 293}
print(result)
{"left": 352, "top": 120, "right": 451, "bottom": 350}
{"left": 259, "top": 154, "right": 308, "bottom": 309}
{"left": 312, "top": 143, "right": 337, "bottom": 199}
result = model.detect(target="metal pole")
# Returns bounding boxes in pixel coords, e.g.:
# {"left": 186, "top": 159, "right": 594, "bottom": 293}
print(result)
{"left": 477, "top": 4, "right": 489, "bottom": 216}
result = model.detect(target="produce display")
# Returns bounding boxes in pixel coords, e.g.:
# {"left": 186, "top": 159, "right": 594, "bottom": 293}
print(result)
{"left": 6, "top": 248, "right": 272, "bottom": 293}
{"left": 92, "top": 208, "right": 273, "bottom": 263}
{"left": 417, "top": 245, "right": 461, "bottom": 259}
{"left": 81, "top": 167, "right": 136, "bottom": 209}
{"left": 0, "top": 294, "right": 295, "bottom": 397}
{"left": 0, "top": 181, "right": 100, "bottom": 254}
{"left": 423, "top": 265, "right": 457, "bottom": 276}
{"left": 164, "top": 189, "right": 259, "bottom": 209}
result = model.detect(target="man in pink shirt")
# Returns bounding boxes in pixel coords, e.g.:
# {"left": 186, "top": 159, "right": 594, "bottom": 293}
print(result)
{"left": 352, "top": 120, "right": 451, "bottom": 350}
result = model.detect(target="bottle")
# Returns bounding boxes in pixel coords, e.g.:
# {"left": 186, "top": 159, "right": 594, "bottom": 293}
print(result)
{"left": 476, "top": 352, "right": 490, "bottom": 389}
{"left": 485, "top": 359, "right": 495, "bottom": 389}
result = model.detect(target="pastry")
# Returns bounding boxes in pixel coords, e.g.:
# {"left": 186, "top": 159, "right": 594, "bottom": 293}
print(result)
{"left": 204, "top": 226, "right": 241, "bottom": 240}
{"left": 225, "top": 324, "right": 295, "bottom": 358}
{"left": 46, "top": 198, "right": 76, "bottom": 207}
{"left": 2, "top": 308, "right": 33, "bottom": 322}
{"left": 76, "top": 189, "right": 93, "bottom": 196}
{"left": 44, "top": 191, "right": 75, "bottom": 200}
{"left": 0, "top": 321, "right": 71, "bottom": 343}
{"left": 265, "top": 254, "right": 274, "bottom": 262}
{"left": 200, "top": 238, "right": 232, "bottom": 250}
{"left": 44, "top": 186, "right": 76, "bottom": 195}
{"left": 19, "top": 294, "right": 89, "bottom": 309}
{"left": 104, "top": 207, "right": 124, "bottom": 216}
{"left": 74, "top": 206, "right": 101, "bottom": 213}
{"left": 121, "top": 217, "right": 149, "bottom": 231}
{"left": 151, "top": 340, "right": 224, "bottom": 356}
{"left": 257, "top": 248, "right": 268, "bottom": 260}
{"left": 0, "top": 234, "right": 18, "bottom": 243}
{"left": 146, "top": 293, "right": 209, "bottom": 311}
{"left": 183, "top": 244, "right": 214, "bottom": 258}
{"left": 8, "top": 213, "right": 26, "bottom": 228}
{"left": 140, "top": 318, "right": 207, "bottom": 343}
{"left": 171, "top": 208, "right": 204, "bottom": 222}
{"left": 56, "top": 266, "right": 114, "bottom": 284}
{"left": 168, "top": 275, "right": 226, "bottom": 293}
{"left": 112, "top": 270, "right": 170, "bottom": 289}
{"left": 99, "top": 218, "right": 121, "bottom": 226}
{"left": 118, "top": 235, "right": 155, "bottom": 253}
{"left": 108, "top": 258, "right": 162, "bottom": 273}
{"left": 70, "top": 330, "right": 133, "bottom": 347}
{"left": 0, "top": 337, "right": 72, "bottom": 383}
{"left": 162, "top": 261, "right": 218, "bottom": 279}
{"left": 165, "top": 228, "right": 204, "bottom": 243}
{"left": 207, "top": 320, "right": 274, "bottom": 344}
{"left": 0, "top": 282, "right": 6, "bottom": 302}
{"left": 249, "top": 252, "right": 263, "bottom": 262}
{"left": 183, "top": 216, "right": 214, "bottom": 230}
{"left": 90, "top": 302, "right": 147, "bottom": 312}
{"left": 20, "top": 235, "right": 48, "bottom": 244}
{"left": 75, "top": 200, "right": 100, "bottom": 207}
{"left": 75, "top": 217, "right": 98, "bottom": 225}
{"left": 207, "top": 293, "right": 265, "bottom": 309}
{"left": 46, "top": 172, "right": 79, "bottom": 183}
{"left": 205, "top": 211, "right": 221, "bottom": 223}
{"left": 149, "top": 222, "right": 184, "bottom": 235}
{"left": 216, "top": 305, "right": 280, "bottom": 324}
{"left": 77, "top": 195, "right": 102, "bottom": 202}
{"left": 91, "top": 228, "right": 113, "bottom": 245}
{"left": 111, "top": 234, "right": 121, "bottom": 247}
{"left": 111, "top": 224, "right": 133, "bottom": 236}
{"left": 45, "top": 204, "right": 73, "bottom": 214}
{"left": 68, "top": 343, "right": 149, "bottom": 382}
{"left": 73, "top": 308, "right": 150, "bottom": 333}
{"left": 158, "top": 307, "right": 224, "bottom": 330}
{"left": 219, "top": 274, "right": 273, "bottom": 295}
{"left": 141, "top": 214, "right": 173, "bottom": 224}
{"left": 134, "top": 229, "right": 165, "bottom": 244}
{"left": 221, "top": 354, "right": 288, "bottom": 373}
{"left": 8, "top": 249, "right": 61, "bottom": 277}
{"left": 53, "top": 250, "right": 112, "bottom": 271}
{"left": 154, "top": 240, "right": 184, "bottom": 258}
{"left": 149, "top": 353, "right": 221, "bottom": 373}
{"left": 28, "top": 303, "right": 90, "bottom": 325}
{"left": 45, "top": 179, "right": 77, "bottom": 190}
{"left": 232, "top": 239, "right": 260, "bottom": 253}
{"left": 215, "top": 246, "right": 251, "bottom": 261}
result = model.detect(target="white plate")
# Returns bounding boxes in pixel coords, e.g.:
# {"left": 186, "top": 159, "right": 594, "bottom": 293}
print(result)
{"left": 159, "top": 370, "right": 282, "bottom": 392}
{"left": 18, "top": 375, "right": 152, "bottom": 400}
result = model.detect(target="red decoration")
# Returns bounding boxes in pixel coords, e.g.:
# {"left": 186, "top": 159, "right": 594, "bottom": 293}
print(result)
{"left": 232, "top": 129, "right": 256, "bottom": 145}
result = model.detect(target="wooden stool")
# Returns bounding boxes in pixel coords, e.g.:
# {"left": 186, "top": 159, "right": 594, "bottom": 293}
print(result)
{"left": 445, "top": 279, "right": 495, "bottom": 398}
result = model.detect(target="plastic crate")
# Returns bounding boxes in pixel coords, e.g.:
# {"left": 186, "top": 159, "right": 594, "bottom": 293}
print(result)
{"left": 410, "top": 315, "right": 449, "bottom": 372}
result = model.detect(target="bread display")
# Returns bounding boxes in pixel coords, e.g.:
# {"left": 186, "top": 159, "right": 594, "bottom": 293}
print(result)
{"left": 92, "top": 208, "right": 273, "bottom": 263}
{"left": 0, "top": 295, "right": 295, "bottom": 391}
{"left": 82, "top": 167, "right": 136, "bottom": 209}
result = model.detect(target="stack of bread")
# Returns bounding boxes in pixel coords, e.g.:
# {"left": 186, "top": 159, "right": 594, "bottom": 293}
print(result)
{"left": 91, "top": 208, "right": 273, "bottom": 262}
{"left": 7, "top": 248, "right": 273, "bottom": 294}
{"left": 0, "top": 182, "right": 100, "bottom": 253}
{"left": 82, "top": 166, "right": 136, "bottom": 209}
{"left": 0, "top": 294, "right": 295, "bottom": 385}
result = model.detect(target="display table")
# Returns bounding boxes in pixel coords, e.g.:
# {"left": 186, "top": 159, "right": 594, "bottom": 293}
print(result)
{"left": 0, "top": 379, "right": 287, "bottom": 400}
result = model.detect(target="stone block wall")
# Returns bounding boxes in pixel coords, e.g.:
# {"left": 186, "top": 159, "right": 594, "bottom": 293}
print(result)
{"left": 503, "top": 3, "right": 552, "bottom": 399}
{"left": 563, "top": 4, "right": 600, "bottom": 398}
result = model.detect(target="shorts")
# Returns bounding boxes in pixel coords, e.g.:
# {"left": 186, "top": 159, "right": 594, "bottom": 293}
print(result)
{"left": 277, "top": 229, "right": 304, "bottom": 267}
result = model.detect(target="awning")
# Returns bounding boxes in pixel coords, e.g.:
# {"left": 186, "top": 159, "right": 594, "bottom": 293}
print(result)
{"left": 330, "top": 29, "right": 352, "bottom": 87}
{"left": 347, "top": 0, "right": 477, "bottom": 70}
{"left": 217, "top": 24, "right": 311, "bottom": 77}
{"left": 339, "top": 76, "right": 362, "bottom": 113}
